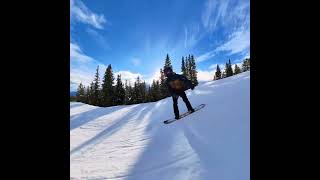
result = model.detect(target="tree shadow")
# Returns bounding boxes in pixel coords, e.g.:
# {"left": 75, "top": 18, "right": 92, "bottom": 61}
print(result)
{"left": 70, "top": 105, "right": 129, "bottom": 131}
{"left": 70, "top": 104, "right": 155, "bottom": 156}
{"left": 70, "top": 102, "right": 85, "bottom": 109}
{"left": 120, "top": 100, "right": 194, "bottom": 180}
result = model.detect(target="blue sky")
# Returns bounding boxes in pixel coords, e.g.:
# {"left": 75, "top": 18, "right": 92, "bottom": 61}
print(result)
{"left": 70, "top": 0, "right": 250, "bottom": 91}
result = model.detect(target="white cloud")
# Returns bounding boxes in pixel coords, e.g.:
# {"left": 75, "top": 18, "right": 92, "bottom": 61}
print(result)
{"left": 215, "top": 27, "right": 250, "bottom": 55}
{"left": 197, "top": 51, "right": 216, "bottom": 62}
{"left": 70, "top": 0, "right": 106, "bottom": 29}
{"left": 131, "top": 58, "right": 141, "bottom": 67}
{"left": 70, "top": 42, "right": 93, "bottom": 62}
{"left": 144, "top": 69, "right": 161, "bottom": 85}
{"left": 70, "top": 69, "right": 93, "bottom": 86}
{"left": 197, "top": 69, "right": 215, "bottom": 81}
{"left": 196, "top": 0, "right": 250, "bottom": 63}
{"left": 243, "top": 51, "right": 250, "bottom": 59}
{"left": 196, "top": 24, "right": 249, "bottom": 63}
{"left": 115, "top": 71, "right": 143, "bottom": 85}
{"left": 70, "top": 42, "right": 109, "bottom": 91}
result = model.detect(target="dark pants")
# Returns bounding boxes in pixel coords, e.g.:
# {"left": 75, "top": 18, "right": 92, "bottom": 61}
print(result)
{"left": 172, "top": 91, "right": 193, "bottom": 118}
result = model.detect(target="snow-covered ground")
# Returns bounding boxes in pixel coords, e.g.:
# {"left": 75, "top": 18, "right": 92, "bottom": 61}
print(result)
{"left": 70, "top": 71, "right": 250, "bottom": 180}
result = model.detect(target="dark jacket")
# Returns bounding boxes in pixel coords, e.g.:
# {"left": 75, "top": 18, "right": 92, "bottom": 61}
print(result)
{"left": 165, "top": 73, "right": 193, "bottom": 95}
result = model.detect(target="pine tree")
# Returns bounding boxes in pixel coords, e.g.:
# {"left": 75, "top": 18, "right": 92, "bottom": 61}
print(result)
{"left": 187, "top": 55, "right": 192, "bottom": 80}
{"left": 92, "top": 66, "right": 101, "bottom": 106}
{"left": 125, "top": 80, "right": 134, "bottom": 105}
{"left": 181, "top": 57, "right": 187, "bottom": 77}
{"left": 133, "top": 76, "right": 142, "bottom": 104}
{"left": 190, "top": 55, "right": 198, "bottom": 86}
{"left": 155, "top": 80, "right": 160, "bottom": 101}
{"left": 124, "top": 80, "right": 130, "bottom": 104}
{"left": 85, "top": 86, "right": 90, "bottom": 104}
{"left": 159, "top": 68, "right": 168, "bottom": 99}
{"left": 215, "top": 65, "right": 222, "bottom": 80}
{"left": 140, "top": 81, "right": 147, "bottom": 103}
{"left": 101, "top": 64, "right": 115, "bottom": 107}
{"left": 114, "top": 74, "right": 125, "bottom": 105}
{"left": 226, "top": 59, "right": 234, "bottom": 77}
{"left": 234, "top": 64, "right": 241, "bottom": 74}
{"left": 164, "top": 54, "right": 173, "bottom": 70}
{"left": 76, "top": 82, "right": 85, "bottom": 102}
{"left": 222, "top": 71, "right": 226, "bottom": 79}
{"left": 242, "top": 58, "right": 250, "bottom": 72}
{"left": 146, "top": 85, "right": 153, "bottom": 102}
{"left": 151, "top": 80, "right": 160, "bottom": 101}
{"left": 89, "top": 81, "right": 95, "bottom": 105}
{"left": 184, "top": 56, "right": 188, "bottom": 79}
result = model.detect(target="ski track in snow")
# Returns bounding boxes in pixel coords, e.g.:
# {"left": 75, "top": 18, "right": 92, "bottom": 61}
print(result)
{"left": 70, "top": 71, "right": 250, "bottom": 180}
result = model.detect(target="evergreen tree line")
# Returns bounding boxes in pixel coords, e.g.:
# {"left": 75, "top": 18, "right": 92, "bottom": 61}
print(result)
{"left": 213, "top": 58, "right": 250, "bottom": 80}
{"left": 181, "top": 54, "right": 198, "bottom": 86}
{"left": 76, "top": 54, "right": 199, "bottom": 107}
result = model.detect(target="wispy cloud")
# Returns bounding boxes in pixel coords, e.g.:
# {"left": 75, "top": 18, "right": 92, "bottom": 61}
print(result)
{"left": 202, "top": 0, "right": 217, "bottom": 31}
{"left": 70, "top": 42, "right": 93, "bottom": 63}
{"left": 215, "top": 27, "right": 250, "bottom": 55}
{"left": 187, "top": 0, "right": 249, "bottom": 62}
{"left": 202, "top": 0, "right": 249, "bottom": 32}
{"left": 197, "top": 51, "right": 216, "bottom": 62}
{"left": 184, "top": 24, "right": 205, "bottom": 49}
{"left": 235, "top": 52, "right": 250, "bottom": 63}
{"left": 196, "top": 26, "right": 249, "bottom": 63}
{"left": 70, "top": 0, "right": 107, "bottom": 29}
{"left": 86, "top": 28, "right": 110, "bottom": 50}
{"left": 202, "top": 0, "right": 230, "bottom": 32}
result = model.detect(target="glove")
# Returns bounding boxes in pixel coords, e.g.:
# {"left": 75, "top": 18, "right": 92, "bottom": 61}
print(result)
{"left": 191, "top": 85, "right": 195, "bottom": 90}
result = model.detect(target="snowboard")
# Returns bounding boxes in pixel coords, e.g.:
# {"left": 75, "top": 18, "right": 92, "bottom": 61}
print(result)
{"left": 163, "top": 104, "right": 206, "bottom": 124}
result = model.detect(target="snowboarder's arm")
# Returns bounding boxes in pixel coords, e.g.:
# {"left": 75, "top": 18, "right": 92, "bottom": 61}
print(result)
{"left": 178, "top": 74, "right": 188, "bottom": 81}
{"left": 178, "top": 74, "right": 195, "bottom": 90}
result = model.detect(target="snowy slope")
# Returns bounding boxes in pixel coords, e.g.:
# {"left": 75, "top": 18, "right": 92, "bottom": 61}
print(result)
{"left": 70, "top": 71, "right": 250, "bottom": 180}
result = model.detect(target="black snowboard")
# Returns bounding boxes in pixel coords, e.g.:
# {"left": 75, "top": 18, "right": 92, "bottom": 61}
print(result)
{"left": 163, "top": 104, "right": 206, "bottom": 124}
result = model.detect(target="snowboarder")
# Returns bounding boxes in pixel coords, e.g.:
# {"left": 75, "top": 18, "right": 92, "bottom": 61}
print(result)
{"left": 164, "top": 66, "right": 195, "bottom": 120}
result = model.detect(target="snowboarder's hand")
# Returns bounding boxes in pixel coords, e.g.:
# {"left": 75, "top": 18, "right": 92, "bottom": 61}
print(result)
{"left": 191, "top": 85, "right": 195, "bottom": 90}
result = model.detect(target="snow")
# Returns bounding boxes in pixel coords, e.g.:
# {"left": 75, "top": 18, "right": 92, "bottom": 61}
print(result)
{"left": 70, "top": 71, "right": 250, "bottom": 180}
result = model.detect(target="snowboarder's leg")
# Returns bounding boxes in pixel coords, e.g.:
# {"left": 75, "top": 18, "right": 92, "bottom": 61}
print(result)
{"left": 181, "top": 92, "right": 194, "bottom": 112}
{"left": 172, "top": 96, "right": 179, "bottom": 119}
